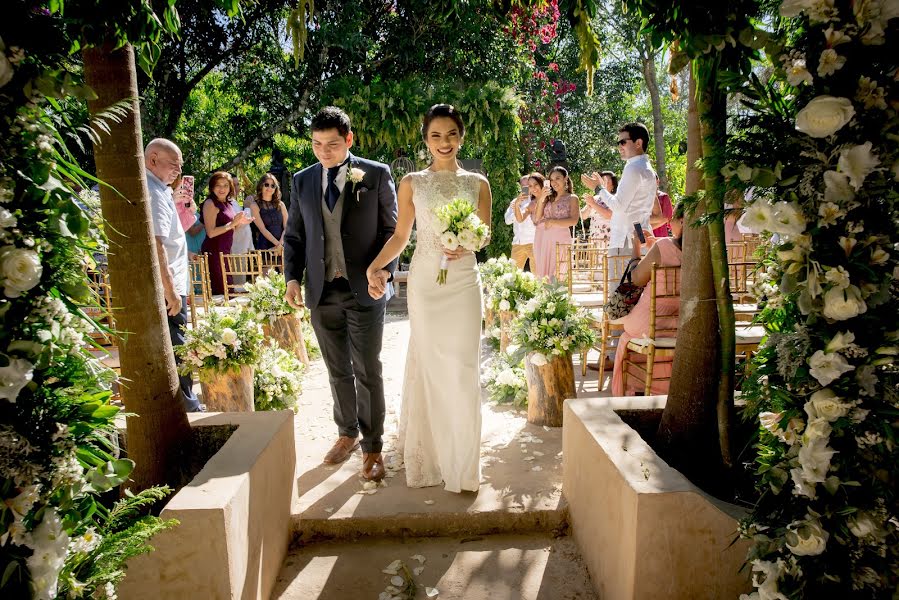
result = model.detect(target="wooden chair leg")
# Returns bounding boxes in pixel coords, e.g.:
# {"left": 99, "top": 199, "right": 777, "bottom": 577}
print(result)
{"left": 644, "top": 349, "right": 656, "bottom": 397}
{"left": 621, "top": 349, "right": 629, "bottom": 395}
{"left": 598, "top": 322, "right": 608, "bottom": 390}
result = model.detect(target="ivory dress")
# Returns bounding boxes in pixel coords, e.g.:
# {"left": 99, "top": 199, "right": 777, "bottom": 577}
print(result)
{"left": 398, "top": 169, "right": 484, "bottom": 493}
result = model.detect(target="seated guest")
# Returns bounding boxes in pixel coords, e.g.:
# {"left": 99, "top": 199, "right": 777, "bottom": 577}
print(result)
{"left": 611, "top": 206, "right": 684, "bottom": 396}
{"left": 533, "top": 166, "right": 579, "bottom": 282}
{"left": 652, "top": 176, "right": 673, "bottom": 237}
{"left": 251, "top": 173, "right": 288, "bottom": 250}
{"left": 504, "top": 173, "right": 541, "bottom": 270}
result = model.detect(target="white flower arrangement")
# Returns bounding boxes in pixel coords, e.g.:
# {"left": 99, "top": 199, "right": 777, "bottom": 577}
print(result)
{"left": 176, "top": 309, "right": 263, "bottom": 376}
{"left": 244, "top": 271, "right": 299, "bottom": 323}
{"left": 511, "top": 285, "right": 596, "bottom": 362}
{"left": 485, "top": 269, "right": 540, "bottom": 314}
{"left": 481, "top": 351, "right": 527, "bottom": 407}
{"left": 477, "top": 256, "right": 518, "bottom": 297}
{"left": 254, "top": 343, "right": 304, "bottom": 412}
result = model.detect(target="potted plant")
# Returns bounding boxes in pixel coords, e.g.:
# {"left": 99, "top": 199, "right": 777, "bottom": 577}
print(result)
{"left": 254, "top": 343, "right": 304, "bottom": 412}
{"left": 512, "top": 286, "right": 596, "bottom": 426}
{"left": 177, "top": 309, "right": 262, "bottom": 411}
{"left": 245, "top": 271, "right": 308, "bottom": 365}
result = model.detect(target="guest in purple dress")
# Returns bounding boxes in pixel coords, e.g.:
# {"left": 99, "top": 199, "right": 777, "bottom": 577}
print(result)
{"left": 200, "top": 171, "right": 251, "bottom": 294}
{"left": 532, "top": 166, "right": 579, "bottom": 281}
{"left": 250, "top": 173, "right": 288, "bottom": 250}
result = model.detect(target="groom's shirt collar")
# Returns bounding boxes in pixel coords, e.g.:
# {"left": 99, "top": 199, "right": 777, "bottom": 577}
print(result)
{"left": 320, "top": 153, "right": 351, "bottom": 196}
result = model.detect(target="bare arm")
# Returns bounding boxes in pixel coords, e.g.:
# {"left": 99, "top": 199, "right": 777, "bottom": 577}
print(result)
{"left": 203, "top": 201, "right": 238, "bottom": 238}
{"left": 154, "top": 236, "right": 181, "bottom": 316}
{"left": 367, "top": 175, "right": 415, "bottom": 275}
{"left": 630, "top": 242, "right": 662, "bottom": 287}
{"left": 279, "top": 201, "right": 288, "bottom": 243}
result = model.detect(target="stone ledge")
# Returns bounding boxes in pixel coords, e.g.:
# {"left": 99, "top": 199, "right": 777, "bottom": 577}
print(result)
{"left": 562, "top": 396, "right": 750, "bottom": 600}
{"left": 119, "top": 410, "right": 296, "bottom": 600}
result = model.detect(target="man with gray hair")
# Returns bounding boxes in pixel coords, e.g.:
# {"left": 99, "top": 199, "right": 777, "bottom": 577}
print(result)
{"left": 145, "top": 138, "right": 202, "bottom": 412}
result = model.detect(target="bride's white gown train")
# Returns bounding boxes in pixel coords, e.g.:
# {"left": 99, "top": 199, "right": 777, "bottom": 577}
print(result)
{"left": 397, "top": 169, "right": 484, "bottom": 493}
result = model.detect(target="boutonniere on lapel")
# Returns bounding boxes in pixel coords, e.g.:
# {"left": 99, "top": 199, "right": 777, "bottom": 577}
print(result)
{"left": 347, "top": 165, "right": 367, "bottom": 203}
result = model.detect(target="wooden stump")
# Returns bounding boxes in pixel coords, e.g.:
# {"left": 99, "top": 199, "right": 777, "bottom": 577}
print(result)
{"left": 524, "top": 352, "right": 575, "bottom": 427}
{"left": 499, "top": 310, "right": 514, "bottom": 354}
{"left": 262, "top": 313, "right": 309, "bottom": 366}
{"left": 484, "top": 307, "right": 495, "bottom": 330}
{"left": 200, "top": 364, "right": 254, "bottom": 412}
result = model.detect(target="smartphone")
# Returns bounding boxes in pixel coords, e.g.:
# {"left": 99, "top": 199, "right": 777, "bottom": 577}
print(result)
{"left": 633, "top": 222, "right": 646, "bottom": 244}
{"left": 520, "top": 185, "right": 529, "bottom": 195}
{"left": 180, "top": 175, "right": 194, "bottom": 206}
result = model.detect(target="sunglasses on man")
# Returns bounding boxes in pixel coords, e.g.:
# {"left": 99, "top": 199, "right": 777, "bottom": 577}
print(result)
{"left": 616, "top": 138, "right": 631, "bottom": 146}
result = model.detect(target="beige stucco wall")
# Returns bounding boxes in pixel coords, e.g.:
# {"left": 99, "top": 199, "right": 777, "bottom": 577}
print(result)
{"left": 563, "top": 396, "right": 750, "bottom": 600}
{"left": 119, "top": 410, "right": 296, "bottom": 600}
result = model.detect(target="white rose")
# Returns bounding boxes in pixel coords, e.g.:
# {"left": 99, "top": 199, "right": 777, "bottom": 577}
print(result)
{"left": 808, "top": 349, "right": 854, "bottom": 386}
{"left": 221, "top": 328, "right": 238, "bottom": 345}
{"left": 805, "top": 389, "right": 851, "bottom": 422}
{"left": 823, "top": 170, "right": 855, "bottom": 203}
{"left": 0, "top": 357, "right": 35, "bottom": 403}
{"left": 798, "top": 437, "right": 837, "bottom": 483}
{"left": 439, "top": 231, "right": 458, "bottom": 249}
{"left": 0, "top": 246, "right": 42, "bottom": 298}
{"left": 802, "top": 416, "right": 832, "bottom": 441}
{"left": 457, "top": 228, "right": 480, "bottom": 251}
{"left": 786, "top": 517, "right": 829, "bottom": 556}
{"left": 795, "top": 95, "right": 855, "bottom": 138}
{"left": 838, "top": 141, "right": 879, "bottom": 190}
{"left": 348, "top": 167, "right": 366, "bottom": 183}
{"left": 529, "top": 352, "right": 548, "bottom": 367}
{"left": 498, "top": 299, "right": 511, "bottom": 312}
{"left": 822, "top": 284, "right": 867, "bottom": 321}
{"left": 847, "top": 512, "right": 880, "bottom": 538}
{"left": 740, "top": 201, "right": 774, "bottom": 233}
{"left": 769, "top": 201, "right": 806, "bottom": 237}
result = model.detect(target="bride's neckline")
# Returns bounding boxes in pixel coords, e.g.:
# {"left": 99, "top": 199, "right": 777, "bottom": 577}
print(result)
{"left": 425, "top": 166, "right": 466, "bottom": 174}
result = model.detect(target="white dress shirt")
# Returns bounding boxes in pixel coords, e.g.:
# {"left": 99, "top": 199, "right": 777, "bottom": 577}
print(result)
{"left": 320, "top": 156, "right": 349, "bottom": 197}
{"left": 597, "top": 153, "right": 657, "bottom": 249}
{"left": 504, "top": 197, "right": 537, "bottom": 245}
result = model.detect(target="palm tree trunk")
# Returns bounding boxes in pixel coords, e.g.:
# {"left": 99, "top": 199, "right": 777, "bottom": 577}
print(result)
{"left": 641, "top": 44, "right": 668, "bottom": 191}
{"left": 83, "top": 43, "right": 191, "bottom": 491}
{"left": 656, "top": 68, "right": 720, "bottom": 477}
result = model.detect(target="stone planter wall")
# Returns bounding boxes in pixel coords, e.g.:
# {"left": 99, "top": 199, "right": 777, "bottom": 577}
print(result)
{"left": 562, "top": 396, "right": 750, "bottom": 600}
{"left": 118, "top": 410, "right": 295, "bottom": 600}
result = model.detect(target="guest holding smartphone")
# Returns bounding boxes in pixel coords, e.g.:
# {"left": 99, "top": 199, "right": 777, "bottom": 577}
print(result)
{"left": 532, "top": 166, "right": 579, "bottom": 281}
{"left": 504, "top": 173, "right": 541, "bottom": 270}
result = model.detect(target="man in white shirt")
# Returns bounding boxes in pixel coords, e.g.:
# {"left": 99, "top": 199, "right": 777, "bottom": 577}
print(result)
{"left": 145, "top": 138, "right": 202, "bottom": 412}
{"left": 595, "top": 123, "right": 657, "bottom": 254}
{"left": 504, "top": 176, "right": 537, "bottom": 270}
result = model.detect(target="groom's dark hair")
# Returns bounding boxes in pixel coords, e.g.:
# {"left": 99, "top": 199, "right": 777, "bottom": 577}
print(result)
{"left": 311, "top": 106, "right": 352, "bottom": 138}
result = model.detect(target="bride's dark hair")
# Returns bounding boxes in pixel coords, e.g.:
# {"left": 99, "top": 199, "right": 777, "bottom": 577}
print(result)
{"left": 421, "top": 104, "right": 466, "bottom": 138}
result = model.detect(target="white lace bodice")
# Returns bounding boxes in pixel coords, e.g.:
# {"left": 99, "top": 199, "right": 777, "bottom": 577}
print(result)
{"left": 408, "top": 169, "right": 486, "bottom": 258}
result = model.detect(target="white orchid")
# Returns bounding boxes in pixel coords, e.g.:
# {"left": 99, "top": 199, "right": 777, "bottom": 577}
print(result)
{"left": 856, "top": 76, "right": 888, "bottom": 110}
{"left": 808, "top": 349, "right": 855, "bottom": 386}
{"left": 838, "top": 141, "right": 879, "bottom": 190}
{"left": 769, "top": 201, "right": 806, "bottom": 237}
{"left": 0, "top": 356, "right": 35, "bottom": 403}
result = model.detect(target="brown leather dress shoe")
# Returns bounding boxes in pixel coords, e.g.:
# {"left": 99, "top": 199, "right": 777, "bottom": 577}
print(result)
{"left": 361, "top": 452, "right": 385, "bottom": 482}
{"left": 323, "top": 436, "right": 359, "bottom": 465}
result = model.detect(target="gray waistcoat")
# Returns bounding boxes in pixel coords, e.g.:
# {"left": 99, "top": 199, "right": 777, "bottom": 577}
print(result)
{"left": 322, "top": 186, "right": 348, "bottom": 281}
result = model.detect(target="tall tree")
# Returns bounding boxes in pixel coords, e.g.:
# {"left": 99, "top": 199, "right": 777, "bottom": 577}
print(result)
{"left": 83, "top": 44, "right": 191, "bottom": 490}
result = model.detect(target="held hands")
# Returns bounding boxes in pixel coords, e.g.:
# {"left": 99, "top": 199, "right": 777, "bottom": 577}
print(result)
{"left": 366, "top": 268, "right": 390, "bottom": 300}
{"left": 284, "top": 279, "right": 305, "bottom": 310}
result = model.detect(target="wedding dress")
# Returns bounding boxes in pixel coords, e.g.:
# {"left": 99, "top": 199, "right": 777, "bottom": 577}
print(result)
{"left": 398, "top": 168, "right": 484, "bottom": 493}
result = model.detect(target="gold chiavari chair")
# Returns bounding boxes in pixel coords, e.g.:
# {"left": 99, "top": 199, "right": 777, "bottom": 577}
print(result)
{"left": 592, "top": 253, "right": 638, "bottom": 386}
{"left": 742, "top": 234, "right": 762, "bottom": 258}
{"left": 188, "top": 253, "right": 213, "bottom": 324}
{"left": 726, "top": 241, "right": 747, "bottom": 264}
{"left": 728, "top": 260, "right": 759, "bottom": 321}
{"left": 220, "top": 252, "right": 262, "bottom": 303}
{"left": 554, "top": 242, "right": 573, "bottom": 284}
{"left": 621, "top": 264, "right": 682, "bottom": 396}
{"left": 256, "top": 247, "right": 284, "bottom": 275}
{"left": 567, "top": 242, "right": 605, "bottom": 295}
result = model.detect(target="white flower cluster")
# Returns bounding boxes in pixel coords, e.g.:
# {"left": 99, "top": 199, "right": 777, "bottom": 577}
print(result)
{"left": 0, "top": 244, "right": 42, "bottom": 297}
{"left": 253, "top": 344, "right": 304, "bottom": 411}
{"left": 481, "top": 351, "right": 527, "bottom": 406}
{"left": 245, "top": 272, "right": 296, "bottom": 321}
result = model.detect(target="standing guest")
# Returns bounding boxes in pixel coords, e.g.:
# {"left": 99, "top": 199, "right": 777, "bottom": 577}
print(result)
{"left": 504, "top": 173, "right": 540, "bottom": 270}
{"left": 580, "top": 170, "right": 617, "bottom": 245}
{"left": 229, "top": 196, "right": 255, "bottom": 254}
{"left": 652, "top": 176, "right": 673, "bottom": 237}
{"left": 251, "top": 173, "right": 288, "bottom": 250}
{"left": 201, "top": 171, "right": 251, "bottom": 294}
{"left": 171, "top": 175, "right": 204, "bottom": 249}
{"left": 532, "top": 166, "right": 579, "bottom": 281}
{"left": 596, "top": 123, "right": 657, "bottom": 255}
{"left": 144, "top": 138, "right": 202, "bottom": 412}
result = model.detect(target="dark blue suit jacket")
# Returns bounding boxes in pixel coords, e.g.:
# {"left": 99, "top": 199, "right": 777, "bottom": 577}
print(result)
{"left": 283, "top": 154, "right": 399, "bottom": 309}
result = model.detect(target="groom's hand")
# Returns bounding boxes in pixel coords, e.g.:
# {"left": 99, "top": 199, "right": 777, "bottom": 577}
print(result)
{"left": 366, "top": 269, "right": 389, "bottom": 296}
{"left": 284, "top": 279, "right": 305, "bottom": 309}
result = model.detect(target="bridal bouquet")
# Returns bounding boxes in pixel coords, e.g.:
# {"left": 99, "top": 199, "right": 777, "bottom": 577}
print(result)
{"left": 434, "top": 198, "right": 489, "bottom": 285}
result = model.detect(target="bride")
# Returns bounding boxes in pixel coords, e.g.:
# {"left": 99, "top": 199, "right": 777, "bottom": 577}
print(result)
{"left": 366, "top": 104, "right": 492, "bottom": 493}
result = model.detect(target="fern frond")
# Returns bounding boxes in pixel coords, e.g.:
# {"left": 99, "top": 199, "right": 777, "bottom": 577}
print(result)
{"left": 104, "top": 486, "right": 172, "bottom": 533}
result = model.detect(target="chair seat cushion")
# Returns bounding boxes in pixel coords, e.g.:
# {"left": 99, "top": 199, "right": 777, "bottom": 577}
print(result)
{"left": 627, "top": 337, "right": 677, "bottom": 350}
{"left": 572, "top": 293, "right": 604, "bottom": 307}
{"left": 571, "top": 283, "right": 594, "bottom": 293}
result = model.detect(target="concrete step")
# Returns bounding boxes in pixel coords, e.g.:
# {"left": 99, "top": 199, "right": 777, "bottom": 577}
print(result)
{"left": 272, "top": 533, "right": 598, "bottom": 600}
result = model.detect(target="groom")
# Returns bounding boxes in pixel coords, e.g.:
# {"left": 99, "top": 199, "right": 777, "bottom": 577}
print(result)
{"left": 284, "top": 106, "right": 398, "bottom": 482}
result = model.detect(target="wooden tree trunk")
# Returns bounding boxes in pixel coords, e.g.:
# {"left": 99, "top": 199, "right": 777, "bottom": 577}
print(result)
{"left": 201, "top": 365, "right": 255, "bottom": 412}
{"left": 499, "top": 311, "right": 513, "bottom": 354}
{"left": 641, "top": 43, "right": 668, "bottom": 192}
{"left": 83, "top": 43, "right": 191, "bottom": 491}
{"left": 525, "top": 353, "right": 575, "bottom": 427}
{"left": 656, "top": 69, "right": 722, "bottom": 479}
{"left": 263, "top": 314, "right": 309, "bottom": 366}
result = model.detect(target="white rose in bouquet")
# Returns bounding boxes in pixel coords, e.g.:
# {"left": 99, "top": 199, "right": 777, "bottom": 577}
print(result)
{"left": 798, "top": 438, "right": 836, "bottom": 483}
{"left": 529, "top": 352, "right": 548, "bottom": 367}
{"left": 0, "top": 246, "right": 42, "bottom": 297}
{"left": 457, "top": 228, "right": 480, "bottom": 252}
{"left": 498, "top": 299, "right": 511, "bottom": 311}
{"left": 786, "top": 517, "right": 829, "bottom": 556}
{"left": 439, "top": 231, "right": 459, "bottom": 249}
{"left": 795, "top": 95, "right": 855, "bottom": 138}
{"left": 822, "top": 284, "right": 867, "bottom": 321}
{"left": 221, "top": 328, "right": 239, "bottom": 346}
{"left": 803, "top": 416, "right": 832, "bottom": 442}
{"left": 0, "top": 357, "right": 35, "bottom": 403}
{"left": 805, "top": 388, "right": 851, "bottom": 421}
{"left": 808, "top": 349, "right": 854, "bottom": 386}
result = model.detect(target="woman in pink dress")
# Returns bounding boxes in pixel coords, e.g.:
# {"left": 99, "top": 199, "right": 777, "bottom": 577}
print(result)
{"left": 532, "top": 166, "right": 579, "bottom": 281}
{"left": 611, "top": 211, "right": 684, "bottom": 396}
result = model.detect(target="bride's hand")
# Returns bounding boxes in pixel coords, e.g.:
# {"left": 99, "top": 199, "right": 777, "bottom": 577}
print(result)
{"left": 366, "top": 268, "right": 389, "bottom": 295}
{"left": 443, "top": 245, "right": 469, "bottom": 261}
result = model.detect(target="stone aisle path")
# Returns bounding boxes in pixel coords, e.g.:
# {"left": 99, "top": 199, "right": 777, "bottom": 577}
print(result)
{"left": 272, "top": 312, "right": 604, "bottom": 599}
